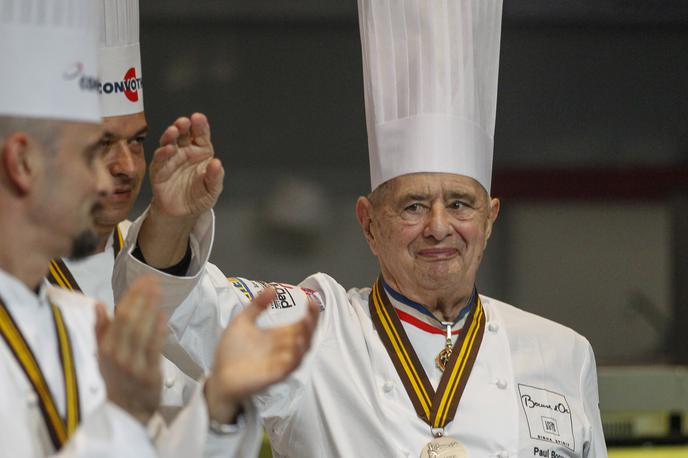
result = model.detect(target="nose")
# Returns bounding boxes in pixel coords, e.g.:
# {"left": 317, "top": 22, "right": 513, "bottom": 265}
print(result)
{"left": 107, "top": 141, "right": 136, "bottom": 177}
{"left": 424, "top": 203, "right": 452, "bottom": 241}
{"left": 94, "top": 153, "right": 114, "bottom": 198}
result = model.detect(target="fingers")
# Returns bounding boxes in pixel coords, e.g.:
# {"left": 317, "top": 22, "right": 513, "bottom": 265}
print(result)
{"left": 265, "top": 326, "right": 308, "bottom": 379}
{"left": 94, "top": 302, "right": 109, "bottom": 345}
{"left": 190, "top": 112, "right": 211, "bottom": 147}
{"left": 158, "top": 124, "right": 179, "bottom": 148}
{"left": 300, "top": 298, "right": 320, "bottom": 352}
{"left": 173, "top": 117, "right": 192, "bottom": 148}
{"left": 204, "top": 158, "right": 224, "bottom": 197}
{"left": 241, "top": 288, "right": 277, "bottom": 322}
{"left": 108, "top": 276, "right": 163, "bottom": 376}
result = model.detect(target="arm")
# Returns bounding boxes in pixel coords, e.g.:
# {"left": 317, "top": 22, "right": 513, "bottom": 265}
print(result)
{"left": 580, "top": 341, "right": 608, "bottom": 458}
{"left": 138, "top": 112, "right": 223, "bottom": 269}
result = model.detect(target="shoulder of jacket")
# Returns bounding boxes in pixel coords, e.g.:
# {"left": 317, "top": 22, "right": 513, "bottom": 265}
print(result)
{"left": 45, "top": 285, "right": 97, "bottom": 330}
{"left": 480, "top": 294, "right": 591, "bottom": 349}
{"left": 118, "top": 219, "right": 133, "bottom": 237}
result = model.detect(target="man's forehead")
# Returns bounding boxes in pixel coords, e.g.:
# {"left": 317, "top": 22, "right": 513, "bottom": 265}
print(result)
{"left": 102, "top": 112, "right": 147, "bottom": 140}
{"left": 385, "top": 173, "right": 486, "bottom": 199}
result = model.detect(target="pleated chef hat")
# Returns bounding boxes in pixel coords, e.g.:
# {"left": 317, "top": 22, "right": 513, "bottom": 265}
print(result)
{"left": 357, "top": 0, "right": 503, "bottom": 192}
{"left": 99, "top": 0, "right": 143, "bottom": 117}
{"left": 0, "top": 0, "right": 101, "bottom": 122}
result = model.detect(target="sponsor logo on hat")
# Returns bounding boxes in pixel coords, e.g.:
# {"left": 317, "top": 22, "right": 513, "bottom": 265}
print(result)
{"left": 62, "top": 61, "right": 99, "bottom": 92}
{"left": 99, "top": 67, "right": 143, "bottom": 103}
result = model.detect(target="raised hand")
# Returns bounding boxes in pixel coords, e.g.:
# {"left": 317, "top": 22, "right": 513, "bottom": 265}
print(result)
{"left": 95, "top": 275, "right": 167, "bottom": 425}
{"left": 204, "top": 288, "right": 320, "bottom": 423}
{"left": 138, "top": 113, "right": 225, "bottom": 268}
{"left": 148, "top": 112, "right": 224, "bottom": 219}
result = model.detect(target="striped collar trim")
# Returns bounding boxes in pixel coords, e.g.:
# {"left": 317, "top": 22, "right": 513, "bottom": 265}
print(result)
{"left": 380, "top": 277, "right": 476, "bottom": 335}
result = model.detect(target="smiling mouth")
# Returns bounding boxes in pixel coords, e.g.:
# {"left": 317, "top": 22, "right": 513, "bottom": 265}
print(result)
{"left": 109, "top": 188, "right": 133, "bottom": 202}
{"left": 417, "top": 248, "right": 459, "bottom": 260}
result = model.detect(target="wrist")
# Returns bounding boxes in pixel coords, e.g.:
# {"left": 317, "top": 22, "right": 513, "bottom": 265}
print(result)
{"left": 148, "top": 201, "right": 197, "bottom": 232}
{"left": 204, "top": 374, "right": 240, "bottom": 425}
{"left": 138, "top": 203, "right": 196, "bottom": 269}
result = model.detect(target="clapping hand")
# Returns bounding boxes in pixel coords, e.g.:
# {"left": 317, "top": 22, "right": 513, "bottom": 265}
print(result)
{"left": 204, "top": 288, "right": 320, "bottom": 423}
{"left": 95, "top": 276, "right": 167, "bottom": 425}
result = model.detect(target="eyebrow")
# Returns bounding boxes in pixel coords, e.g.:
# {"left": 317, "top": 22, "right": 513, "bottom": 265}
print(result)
{"left": 445, "top": 191, "right": 476, "bottom": 203}
{"left": 398, "top": 191, "right": 475, "bottom": 201}
{"left": 398, "top": 193, "right": 431, "bottom": 203}
{"left": 128, "top": 126, "right": 148, "bottom": 141}
{"left": 84, "top": 131, "right": 116, "bottom": 155}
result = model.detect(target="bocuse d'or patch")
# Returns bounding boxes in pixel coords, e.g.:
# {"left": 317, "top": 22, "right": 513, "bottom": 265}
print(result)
{"left": 518, "top": 384, "right": 575, "bottom": 452}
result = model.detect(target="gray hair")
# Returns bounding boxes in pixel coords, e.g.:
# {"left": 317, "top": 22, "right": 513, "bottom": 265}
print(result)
{"left": 0, "top": 116, "right": 63, "bottom": 155}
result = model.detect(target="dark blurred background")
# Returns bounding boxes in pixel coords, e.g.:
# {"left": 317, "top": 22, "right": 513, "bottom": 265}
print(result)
{"left": 132, "top": 0, "right": 688, "bottom": 370}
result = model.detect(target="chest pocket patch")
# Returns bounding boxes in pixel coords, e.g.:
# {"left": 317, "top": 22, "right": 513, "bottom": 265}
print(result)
{"left": 518, "top": 384, "right": 575, "bottom": 452}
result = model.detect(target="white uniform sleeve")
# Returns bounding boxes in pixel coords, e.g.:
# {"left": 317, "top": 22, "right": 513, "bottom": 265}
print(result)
{"left": 580, "top": 341, "right": 608, "bottom": 458}
{"left": 154, "top": 382, "right": 262, "bottom": 458}
{"left": 112, "top": 208, "right": 263, "bottom": 456}
{"left": 55, "top": 402, "right": 156, "bottom": 458}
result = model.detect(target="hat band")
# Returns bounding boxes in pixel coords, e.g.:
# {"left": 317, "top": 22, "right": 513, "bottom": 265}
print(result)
{"left": 370, "top": 114, "right": 493, "bottom": 192}
{"left": 98, "top": 43, "right": 144, "bottom": 117}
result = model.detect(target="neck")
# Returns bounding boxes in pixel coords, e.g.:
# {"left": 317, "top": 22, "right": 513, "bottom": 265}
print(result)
{"left": 381, "top": 274, "right": 475, "bottom": 322}
{"left": 0, "top": 205, "right": 53, "bottom": 291}
{"left": 93, "top": 222, "right": 116, "bottom": 253}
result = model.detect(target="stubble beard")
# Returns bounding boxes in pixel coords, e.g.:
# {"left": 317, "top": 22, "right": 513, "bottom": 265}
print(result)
{"left": 68, "top": 229, "right": 99, "bottom": 260}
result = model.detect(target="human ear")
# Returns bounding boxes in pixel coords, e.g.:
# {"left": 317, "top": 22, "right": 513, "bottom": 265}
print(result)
{"left": 484, "top": 197, "right": 500, "bottom": 243}
{"left": 1, "top": 132, "right": 33, "bottom": 195}
{"left": 355, "top": 196, "right": 378, "bottom": 254}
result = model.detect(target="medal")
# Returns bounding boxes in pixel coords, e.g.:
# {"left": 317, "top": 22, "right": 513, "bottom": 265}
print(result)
{"left": 420, "top": 435, "right": 469, "bottom": 458}
{"left": 369, "top": 278, "right": 486, "bottom": 455}
{"left": 435, "top": 324, "right": 453, "bottom": 371}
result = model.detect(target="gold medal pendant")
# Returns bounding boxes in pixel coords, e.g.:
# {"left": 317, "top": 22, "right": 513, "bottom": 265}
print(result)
{"left": 435, "top": 324, "right": 453, "bottom": 372}
{"left": 420, "top": 436, "right": 469, "bottom": 458}
{"left": 435, "top": 344, "right": 452, "bottom": 371}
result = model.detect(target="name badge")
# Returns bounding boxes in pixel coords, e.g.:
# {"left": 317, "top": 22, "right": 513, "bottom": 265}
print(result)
{"left": 518, "top": 384, "right": 575, "bottom": 452}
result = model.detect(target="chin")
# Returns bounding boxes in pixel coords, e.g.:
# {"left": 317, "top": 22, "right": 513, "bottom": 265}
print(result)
{"left": 94, "top": 209, "right": 127, "bottom": 228}
{"left": 68, "top": 230, "right": 99, "bottom": 260}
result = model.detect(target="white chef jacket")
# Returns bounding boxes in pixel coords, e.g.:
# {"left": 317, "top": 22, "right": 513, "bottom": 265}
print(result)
{"left": 0, "top": 269, "right": 161, "bottom": 457}
{"left": 114, "top": 211, "right": 608, "bottom": 458}
{"left": 45, "top": 212, "right": 261, "bottom": 458}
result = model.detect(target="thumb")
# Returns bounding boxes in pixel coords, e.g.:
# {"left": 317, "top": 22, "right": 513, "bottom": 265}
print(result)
{"left": 204, "top": 158, "right": 224, "bottom": 197}
{"left": 94, "top": 302, "right": 109, "bottom": 344}
{"left": 241, "top": 288, "right": 276, "bottom": 322}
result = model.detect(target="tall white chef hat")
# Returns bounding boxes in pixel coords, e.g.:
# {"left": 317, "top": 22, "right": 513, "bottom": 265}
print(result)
{"left": 358, "top": 0, "right": 503, "bottom": 192}
{"left": 0, "top": 0, "right": 101, "bottom": 122}
{"left": 99, "top": 0, "right": 143, "bottom": 117}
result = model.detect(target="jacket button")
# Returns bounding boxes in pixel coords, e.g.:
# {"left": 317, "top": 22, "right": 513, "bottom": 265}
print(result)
{"left": 496, "top": 451, "right": 508, "bottom": 458}
{"left": 488, "top": 322, "right": 499, "bottom": 333}
{"left": 26, "top": 391, "right": 38, "bottom": 406}
{"left": 383, "top": 380, "right": 394, "bottom": 393}
{"left": 164, "top": 377, "right": 175, "bottom": 389}
{"left": 496, "top": 379, "right": 508, "bottom": 389}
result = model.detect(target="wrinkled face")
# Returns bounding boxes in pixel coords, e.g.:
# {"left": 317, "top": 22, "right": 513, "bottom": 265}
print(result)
{"left": 358, "top": 173, "right": 499, "bottom": 295}
{"left": 32, "top": 122, "right": 114, "bottom": 258}
{"left": 93, "top": 112, "right": 147, "bottom": 230}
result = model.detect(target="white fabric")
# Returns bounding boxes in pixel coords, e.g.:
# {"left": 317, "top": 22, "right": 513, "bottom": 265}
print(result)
{"left": 54, "top": 215, "right": 259, "bottom": 457}
{"left": 0, "top": 0, "right": 101, "bottom": 122}
{"left": 114, "top": 211, "right": 607, "bottom": 458}
{"left": 0, "top": 270, "right": 156, "bottom": 458}
{"left": 56, "top": 220, "right": 198, "bottom": 409}
{"left": 99, "top": 0, "right": 144, "bottom": 116}
{"left": 358, "top": 0, "right": 502, "bottom": 192}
